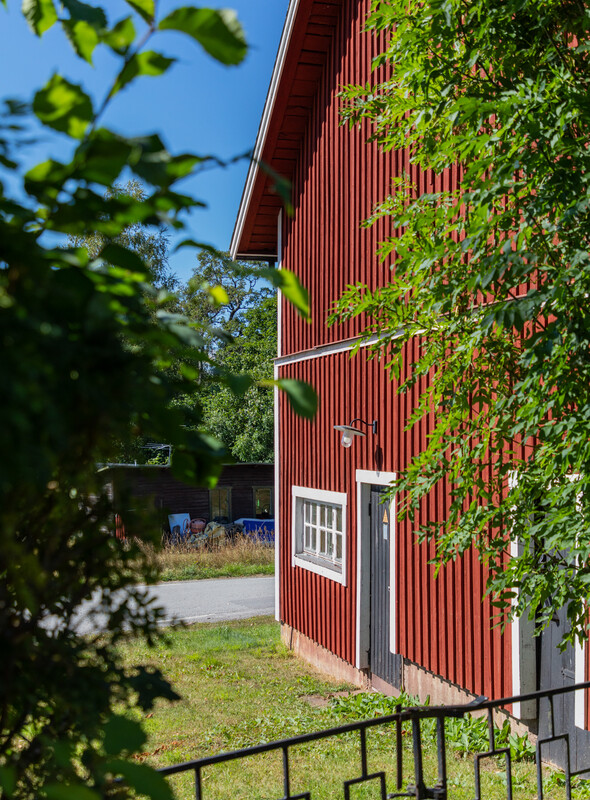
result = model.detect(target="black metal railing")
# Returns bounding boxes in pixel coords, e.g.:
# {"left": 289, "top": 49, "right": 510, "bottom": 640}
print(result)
{"left": 158, "top": 681, "right": 590, "bottom": 800}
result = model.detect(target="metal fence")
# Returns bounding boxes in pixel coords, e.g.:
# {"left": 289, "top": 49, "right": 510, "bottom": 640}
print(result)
{"left": 158, "top": 681, "right": 590, "bottom": 800}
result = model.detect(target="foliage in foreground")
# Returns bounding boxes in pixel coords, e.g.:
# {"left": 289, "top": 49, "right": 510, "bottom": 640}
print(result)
{"left": 333, "top": 0, "right": 590, "bottom": 643}
{"left": 0, "top": 2, "right": 314, "bottom": 798}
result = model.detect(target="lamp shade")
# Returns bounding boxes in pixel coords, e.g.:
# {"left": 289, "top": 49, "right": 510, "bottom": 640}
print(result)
{"left": 334, "top": 424, "right": 366, "bottom": 449}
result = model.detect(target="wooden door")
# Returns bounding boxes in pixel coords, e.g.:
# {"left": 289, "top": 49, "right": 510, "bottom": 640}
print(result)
{"left": 370, "top": 485, "right": 402, "bottom": 688}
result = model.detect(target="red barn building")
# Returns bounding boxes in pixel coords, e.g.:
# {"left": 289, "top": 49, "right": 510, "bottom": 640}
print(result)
{"left": 230, "top": 0, "right": 589, "bottom": 752}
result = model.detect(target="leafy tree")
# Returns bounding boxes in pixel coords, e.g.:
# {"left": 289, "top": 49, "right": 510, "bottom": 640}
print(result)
{"left": 181, "top": 249, "right": 273, "bottom": 337}
{"left": 333, "top": 0, "right": 590, "bottom": 644}
{"left": 177, "top": 251, "right": 277, "bottom": 462}
{"left": 0, "top": 3, "right": 315, "bottom": 799}
{"left": 69, "top": 179, "right": 177, "bottom": 293}
{"left": 201, "top": 294, "right": 277, "bottom": 462}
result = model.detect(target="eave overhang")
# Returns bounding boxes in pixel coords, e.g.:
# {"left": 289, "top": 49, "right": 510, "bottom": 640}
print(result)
{"left": 230, "top": 0, "right": 341, "bottom": 261}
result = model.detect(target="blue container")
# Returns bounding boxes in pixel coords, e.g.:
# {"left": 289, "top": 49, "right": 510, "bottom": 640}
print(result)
{"left": 240, "top": 518, "right": 275, "bottom": 544}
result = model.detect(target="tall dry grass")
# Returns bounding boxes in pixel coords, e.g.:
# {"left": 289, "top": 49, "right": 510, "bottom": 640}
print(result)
{"left": 137, "top": 536, "right": 274, "bottom": 582}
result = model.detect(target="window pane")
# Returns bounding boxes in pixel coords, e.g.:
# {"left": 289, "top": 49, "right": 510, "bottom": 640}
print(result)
{"left": 211, "top": 488, "right": 230, "bottom": 520}
{"left": 255, "top": 488, "right": 272, "bottom": 518}
{"left": 295, "top": 492, "right": 345, "bottom": 574}
{"left": 336, "top": 533, "right": 342, "bottom": 561}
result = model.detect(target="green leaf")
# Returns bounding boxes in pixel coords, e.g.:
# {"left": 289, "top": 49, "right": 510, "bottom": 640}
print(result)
{"left": 60, "top": 0, "right": 106, "bottom": 27}
{"left": 163, "top": 153, "right": 203, "bottom": 181}
{"left": 277, "top": 379, "right": 317, "bottom": 419}
{"left": 105, "top": 760, "right": 173, "bottom": 800}
{"left": 33, "top": 75, "right": 93, "bottom": 139}
{"left": 104, "top": 715, "right": 147, "bottom": 756}
{"left": 112, "top": 51, "right": 175, "bottom": 95}
{"left": 100, "top": 243, "right": 148, "bottom": 274}
{"left": 75, "top": 129, "right": 134, "bottom": 185}
{"left": 61, "top": 19, "right": 99, "bottom": 63}
{"left": 128, "top": 666, "right": 181, "bottom": 710}
{"left": 44, "top": 785, "right": 100, "bottom": 800}
{"left": 124, "top": 0, "right": 154, "bottom": 24}
{"left": 0, "top": 766, "right": 16, "bottom": 796}
{"left": 158, "top": 7, "right": 247, "bottom": 65}
{"left": 173, "top": 238, "right": 215, "bottom": 253}
{"left": 102, "top": 16, "right": 135, "bottom": 54}
{"left": 259, "top": 267, "right": 310, "bottom": 320}
{"left": 22, "top": 0, "right": 57, "bottom": 34}
{"left": 24, "top": 159, "right": 72, "bottom": 199}
{"left": 208, "top": 285, "right": 229, "bottom": 306}
{"left": 225, "top": 373, "right": 253, "bottom": 396}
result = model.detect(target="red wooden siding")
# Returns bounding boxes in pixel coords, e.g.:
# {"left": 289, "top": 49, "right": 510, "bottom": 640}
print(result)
{"left": 227, "top": 0, "right": 573, "bottom": 709}
{"left": 274, "top": 0, "right": 515, "bottom": 699}
{"left": 279, "top": 349, "right": 512, "bottom": 701}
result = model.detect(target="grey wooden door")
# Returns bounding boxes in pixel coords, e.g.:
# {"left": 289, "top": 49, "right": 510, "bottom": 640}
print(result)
{"left": 539, "top": 602, "right": 590, "bottom": 771}
{"left": 370, "top": 486, "right": 402, "bottom": 688}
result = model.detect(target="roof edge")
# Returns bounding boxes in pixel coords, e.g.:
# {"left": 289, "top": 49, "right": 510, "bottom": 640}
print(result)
{"left": 229, "top": 0, "right": 301, "bottom": 260}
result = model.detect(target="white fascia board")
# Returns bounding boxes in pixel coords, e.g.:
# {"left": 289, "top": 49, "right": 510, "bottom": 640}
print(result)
{"left": 274, "top": 361, "right": 281, "bottom": 621}
{"left": 229, "top": 0, "right": 301, "bottom": 260}
{"left": 275, "top": 333, "right": 384, "bottom": 367}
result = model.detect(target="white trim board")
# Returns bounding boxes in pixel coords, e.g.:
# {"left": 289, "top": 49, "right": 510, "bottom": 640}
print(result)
{"left": 510, "top": 540, "right": 537, "bottom": 720}
{"left": 277, "top": 210, "right": 283, "bottom": 360}
{"left": 575, "top": 637, "right": 586, "bottom": 729}
{"left": 274, "top": 362, "right": 280, "bottom": 621}
{"left": 275, "top": 333, "right": 384, "bottom": 368}
{"left": 355, "top": 470, "right": 397, "bottom": 670}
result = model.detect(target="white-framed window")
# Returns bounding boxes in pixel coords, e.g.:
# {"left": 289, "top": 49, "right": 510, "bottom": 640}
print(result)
{"left": 291, "top": 486, "right": 347, "bottom": 585}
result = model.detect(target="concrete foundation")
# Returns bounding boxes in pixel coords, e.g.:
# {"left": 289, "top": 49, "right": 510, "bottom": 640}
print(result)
{"left": 281, "top": 624, "right": 370, "bottom": 689}
{"left": 282, "top": 623, "right": 531, "bottom": 725}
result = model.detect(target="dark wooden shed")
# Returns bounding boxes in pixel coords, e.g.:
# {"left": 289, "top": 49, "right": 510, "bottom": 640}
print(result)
{"left": 104, "top": 462, "right": 274, "bottom": 536}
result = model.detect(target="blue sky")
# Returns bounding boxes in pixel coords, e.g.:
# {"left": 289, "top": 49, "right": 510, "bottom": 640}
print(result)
{"left": 0, "top": 1, "right": 289, "bottom": 282}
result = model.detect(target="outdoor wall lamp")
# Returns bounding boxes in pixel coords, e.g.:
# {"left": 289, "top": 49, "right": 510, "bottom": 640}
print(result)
{"left": 333, "top": 418, "right": 378, "bottom": 448}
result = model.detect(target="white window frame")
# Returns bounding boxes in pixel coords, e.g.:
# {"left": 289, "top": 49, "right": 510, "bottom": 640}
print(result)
{"left": 291, "top": 486, "right": 347, "bottom": 585}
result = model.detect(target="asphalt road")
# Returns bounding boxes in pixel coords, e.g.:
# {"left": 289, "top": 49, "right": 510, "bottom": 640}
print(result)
{"left": 61, "top": 575, "right": 275, "bottom": 635}
{"left": 145, "top": 575, "right": 275, "bottom": 626}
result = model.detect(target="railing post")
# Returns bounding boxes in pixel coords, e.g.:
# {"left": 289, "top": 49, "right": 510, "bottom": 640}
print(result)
{"left": 396, "top": 707, "right": 403, "bottom": 791}
{"left": 435, "top": 716, "right": 447, "bottom": 800}
{"left": 410, "top": 717, "right": 426, "bottom": 799}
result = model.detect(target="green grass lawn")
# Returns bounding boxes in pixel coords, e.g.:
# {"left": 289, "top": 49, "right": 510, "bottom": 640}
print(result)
{"left": 119, "top": 618, "right": 587, "bottom": 800}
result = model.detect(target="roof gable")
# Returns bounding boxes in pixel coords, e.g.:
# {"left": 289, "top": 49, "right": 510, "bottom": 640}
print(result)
{"left": 230, "top": 0, "right": 342, "bottom": 260}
